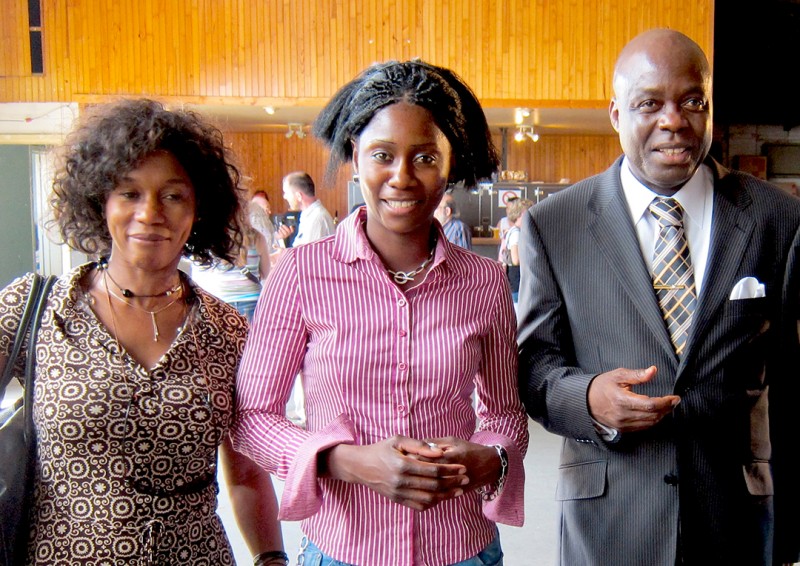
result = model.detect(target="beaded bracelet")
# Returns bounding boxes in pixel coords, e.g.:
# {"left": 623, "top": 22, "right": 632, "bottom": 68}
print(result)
{"left": 253, "top": 550, "right": 289, "bottom": 566}
{"left": 478, "top": 444, "right": 508, "bottom": 501}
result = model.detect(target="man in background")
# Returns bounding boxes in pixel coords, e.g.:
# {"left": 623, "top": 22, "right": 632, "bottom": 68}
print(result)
{"left": 275, "top": 171, "right": 335, "bottom": 426}
{"left": 248, "top": 190, "right": 275, "bottom": 280}
{"left": 276, "top": 171, "right": 335, "bottom": 248}
{"left": 435, "top": 192, "right": 472, "bottom": 250}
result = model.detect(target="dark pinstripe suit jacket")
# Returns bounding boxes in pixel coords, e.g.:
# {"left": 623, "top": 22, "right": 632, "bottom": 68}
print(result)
{"left": 517, "top": 157, "right": 800, "bottom": 566}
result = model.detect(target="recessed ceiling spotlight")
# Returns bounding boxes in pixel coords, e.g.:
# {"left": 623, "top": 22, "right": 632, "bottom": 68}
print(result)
{"left": 264, "top": 106, "right": 276, "bottom": 114}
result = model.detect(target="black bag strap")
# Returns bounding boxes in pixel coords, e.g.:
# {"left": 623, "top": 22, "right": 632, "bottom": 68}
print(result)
{"left": 23, "top": 275, "right": 57, "bottom": 442}
{"left": 0, "top": 274, "right": 56, "bottom": 440}
{"left": 1, "top": 274, "right": 44, "bottom": 397}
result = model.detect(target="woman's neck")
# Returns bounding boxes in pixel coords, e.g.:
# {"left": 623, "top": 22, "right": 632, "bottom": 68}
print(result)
{"left": 365, "top": 224, "right": 436, "bottom": 273}
{"left": 101, "top": 257, "right": 182, "bottom": 299}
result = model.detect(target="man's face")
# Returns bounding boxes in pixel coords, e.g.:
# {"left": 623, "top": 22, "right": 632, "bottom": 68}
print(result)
{"left": 434, "top": 198, "right": 452, "bottom": 225}
{"left": 609, "top": 46, "right": 712, "bottom": 195}
{"left": 282, "top": 181, "right": 299, "bottom": 210}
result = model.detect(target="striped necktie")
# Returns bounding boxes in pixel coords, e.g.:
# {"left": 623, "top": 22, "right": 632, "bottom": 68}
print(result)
{"left": 650, "top": 197, "right": 697, "bottom": 356}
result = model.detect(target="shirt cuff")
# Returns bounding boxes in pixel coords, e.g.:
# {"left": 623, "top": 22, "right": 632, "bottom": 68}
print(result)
{"left": 472, "top": 432, "right": 525, "bottom": 526}
{"left": 592, "top": 418, "right": 619, "bottom": 442}
{"left": 277, "top": 413, "right": 357, "bottom": 521}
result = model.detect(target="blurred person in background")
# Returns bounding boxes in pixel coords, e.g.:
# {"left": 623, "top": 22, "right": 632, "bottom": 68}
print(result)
{"left": 435, "top": 192, "right": 472, "bottom": 250}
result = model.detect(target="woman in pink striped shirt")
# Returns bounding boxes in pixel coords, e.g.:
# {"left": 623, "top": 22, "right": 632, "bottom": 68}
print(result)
{"left": 233, "top": 60, "right": 528, "bottom": 566}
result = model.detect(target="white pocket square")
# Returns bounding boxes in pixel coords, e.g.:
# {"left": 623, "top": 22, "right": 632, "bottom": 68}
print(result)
{"left": 729, "top": 276, "right": 765, "bottom": 300}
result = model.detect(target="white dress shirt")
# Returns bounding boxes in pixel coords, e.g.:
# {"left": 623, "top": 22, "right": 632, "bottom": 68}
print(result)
{"left": 620, "top": 157, "right": 715, "bottom": 296}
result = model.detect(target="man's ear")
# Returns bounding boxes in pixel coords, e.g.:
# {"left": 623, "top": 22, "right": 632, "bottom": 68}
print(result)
{"left": 609, "top": 98, "right": 621, "bottom": 133}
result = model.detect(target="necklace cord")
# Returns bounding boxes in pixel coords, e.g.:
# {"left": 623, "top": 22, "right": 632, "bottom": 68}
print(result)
{"left": 99, "top": 258, "right": 182, "bottom": 298}
{"left": 102, "top": 270, "right": 183, "bottom": 342}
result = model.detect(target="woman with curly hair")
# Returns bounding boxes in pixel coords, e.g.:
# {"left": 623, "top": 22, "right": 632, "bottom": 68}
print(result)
{"left": 0, "top": 99, "right": 286, "bottom": 565}
{"left": 233, "top": 61, "right": 528, "bottom": 566}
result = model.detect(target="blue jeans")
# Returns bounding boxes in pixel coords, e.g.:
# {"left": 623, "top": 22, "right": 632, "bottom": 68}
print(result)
{"left": 296, "top": 533, "right": 503, "bottom": 566}
{"left": 229, "top": 299, "right": 257, "bottom": 321}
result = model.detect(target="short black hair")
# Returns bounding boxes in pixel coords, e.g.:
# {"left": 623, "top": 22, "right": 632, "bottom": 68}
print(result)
{"left": 312, "top": 59, "right": 499, "bottom": 187}
{"left": 283, "top": 171, "right": 316, "bottom": 197}
{"left": 50, "top": 98, "right": 243, "bottom": 266}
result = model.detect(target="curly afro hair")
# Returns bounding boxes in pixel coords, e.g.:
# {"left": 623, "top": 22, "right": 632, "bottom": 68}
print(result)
{"left": 50, "top": 98, "right": 243, "bottom": 266}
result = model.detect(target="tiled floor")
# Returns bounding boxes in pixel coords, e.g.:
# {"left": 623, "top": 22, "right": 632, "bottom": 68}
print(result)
{"left": 217, "top": 420, "right": 561, "bottom": 566}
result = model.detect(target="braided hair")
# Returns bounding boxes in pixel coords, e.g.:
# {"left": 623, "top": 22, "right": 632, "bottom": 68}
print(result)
{"left": 313, "top": 60, "right": 499, "bottom": 188}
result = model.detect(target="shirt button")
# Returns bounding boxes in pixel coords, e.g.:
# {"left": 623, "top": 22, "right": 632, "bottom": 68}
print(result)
{"left": 664, "top": 473, "right": 679, "bottom": 486}
{"left": 397, "top": 298, "right": 407, "bottom": 307}
{"left": 397, "top": 405, "right": 407, "bottom": 415}
{"left": 398, "top": 362, "right": 407, "bottom": 371}
{"left": 399, "top": 329, "right": 407, "bottom": 337}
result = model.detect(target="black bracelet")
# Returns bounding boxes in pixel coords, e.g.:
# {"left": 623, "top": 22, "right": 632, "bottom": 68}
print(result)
{"left": 253, "top": 550, "right": 289, "bottom": 566}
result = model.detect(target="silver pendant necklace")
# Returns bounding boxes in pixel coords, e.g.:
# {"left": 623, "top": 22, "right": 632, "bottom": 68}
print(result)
{"left": 387, "top": 246, "right": 436, "bottom": 285}
{"left": 103, "top": 270, "right": 183, "bottom": 342}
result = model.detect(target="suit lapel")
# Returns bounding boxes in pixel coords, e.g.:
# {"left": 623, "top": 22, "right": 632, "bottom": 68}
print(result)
{"left": 588, "top": 160, "right": 677, "bottom": 361}
{"left": 680, "top": 161, "right": 755, "bottom": 367}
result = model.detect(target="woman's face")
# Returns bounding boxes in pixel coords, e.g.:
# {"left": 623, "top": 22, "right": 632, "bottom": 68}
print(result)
{"left": 104, "top": 151, "right": 196, "bottom": 272}
{"left": 353, "top": 102, "right": 452, "bottom": 241}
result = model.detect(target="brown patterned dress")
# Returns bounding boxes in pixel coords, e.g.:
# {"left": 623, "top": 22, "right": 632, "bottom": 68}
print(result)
{"left": 0, "top": 264, "right": 248, "bottom": 565}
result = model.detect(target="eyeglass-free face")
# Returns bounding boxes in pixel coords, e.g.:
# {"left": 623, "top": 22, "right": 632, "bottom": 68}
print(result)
{"left": 104, "top": 151, "right": 197, "bottom": 274}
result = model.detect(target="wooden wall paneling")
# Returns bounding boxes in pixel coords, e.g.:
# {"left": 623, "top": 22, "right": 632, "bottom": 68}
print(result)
{"left": 347, "top": 0, "right": 360, "bottom": 76}
{"left": 255, "top": 0, "right": 265, "bottom": 97}
{"left": 165, "top": 1, "right": 178, "bottom": 95}
{"left": 1, "top": 0, "right": 714, "bottom": 117}
{"left": 275, "top": 0, "right": 286, "bottom": 97}
{"left": 199, "top": 0, "right": 212, "bottom": 96}
{"left": 501, "top": 133, "right": 621, "bottom": 184}
{"left": 220, "top": 0, "right": 232, "bottom": 96}
{"left": 0, "top": 0, "right": 28, "bottom": 79}
{"left": 293, "top": 0, "right": 303, "bottom": 97}
{"left": 237, "top": 0, "right": 248, "bottom": 97}
{"left": 106, "top": 0, "right": 118, "bottom": 95}
{"left": 49, "top": 0, "right": 62, "bottom": 99}
{"left": 141, "top": 0, "right": 152, "bottom": 94}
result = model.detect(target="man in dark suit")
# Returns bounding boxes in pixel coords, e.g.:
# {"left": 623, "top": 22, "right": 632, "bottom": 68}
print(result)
{"left": 517, "top": 28, "right": 800, "bottom": 565}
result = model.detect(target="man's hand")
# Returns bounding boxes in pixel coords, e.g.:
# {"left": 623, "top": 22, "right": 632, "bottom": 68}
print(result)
{"left": 587, "top": 366, "right": 680, "bottom": 433}
{"left": 276, "top": 224, "right": 295, "bottom": 241}
{"left": 319, "top": 436, "right": 469, "bottom": 512}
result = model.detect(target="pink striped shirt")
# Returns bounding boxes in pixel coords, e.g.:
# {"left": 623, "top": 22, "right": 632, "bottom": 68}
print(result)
{"left": 232, "top": 209, "right": 528, "bottom": 566}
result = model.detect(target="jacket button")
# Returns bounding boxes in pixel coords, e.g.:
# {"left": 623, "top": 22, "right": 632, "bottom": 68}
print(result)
{"left": 664, "top": 473, "right": 679, "bottom": 486}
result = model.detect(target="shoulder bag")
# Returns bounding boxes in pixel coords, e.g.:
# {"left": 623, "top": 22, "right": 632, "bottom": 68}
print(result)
{"left": 0, "top": 274, "right": 56, "bottom": 566}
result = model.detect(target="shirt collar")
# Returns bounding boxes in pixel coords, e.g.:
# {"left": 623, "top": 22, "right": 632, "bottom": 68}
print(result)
{"left": 620, "top": 156, "right": 712, "bottom": 229}
{"left": 331, "top": 206, "right": 457, "bottom": 273}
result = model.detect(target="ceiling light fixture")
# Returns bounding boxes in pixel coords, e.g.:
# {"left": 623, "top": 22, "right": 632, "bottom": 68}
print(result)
{"left": 263, "top": 106, "right": 276, "bottom": 114}
{"left": 286, "top": 123, "right": 306, "bottom": 139}
{"left": 514, "top": 124, "right": 539, "bottom": 143}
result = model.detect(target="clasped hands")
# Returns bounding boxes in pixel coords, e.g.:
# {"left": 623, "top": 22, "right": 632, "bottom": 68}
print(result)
{"left": 587, "top": 365, "right": 681, "bottom": 433}
{"left": 320, "top": 436, "right": 502, "bottom": 512}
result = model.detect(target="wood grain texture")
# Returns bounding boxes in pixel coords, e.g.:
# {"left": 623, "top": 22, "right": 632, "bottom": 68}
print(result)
{"left": 0, "top": 0, "right": 713, "bottom": 104}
